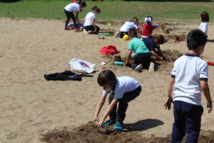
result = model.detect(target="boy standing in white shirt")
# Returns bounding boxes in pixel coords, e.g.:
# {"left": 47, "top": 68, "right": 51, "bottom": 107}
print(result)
{"left": 164, "top": 29, "right": 212, "bottom": 142}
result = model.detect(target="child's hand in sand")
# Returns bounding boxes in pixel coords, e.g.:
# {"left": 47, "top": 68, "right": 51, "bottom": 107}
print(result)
{"left": 164, "top": 96, "right": 173, "bottom": 110}
{"left": 95, "top": 119, "right": 104, "bottom": 127}
{"left": 90, "top": 117, "right": 99, "bottom": 123}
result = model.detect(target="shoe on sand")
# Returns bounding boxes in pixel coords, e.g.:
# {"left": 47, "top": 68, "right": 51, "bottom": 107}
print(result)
{"left": 64, "top": 27, "right": 71, "bottom": 30}
{"left": 149, "top": 62, "right": 155, "bottom": 71}
{"left": 113, "top": 121, "right": 124, "bottom": 131}
{"left": 134, "top": 64, "right": 143, "bottom": 72}
{"left": 102, "top": 119, "right": 116, "bottom": 127}
{"left": 114, "top": 31, "right": 120, "bottom": 38}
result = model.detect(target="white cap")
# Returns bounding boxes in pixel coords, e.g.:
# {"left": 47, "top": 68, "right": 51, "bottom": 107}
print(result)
{"left": 144, "top": 17, "right": 152, "bottom": 22}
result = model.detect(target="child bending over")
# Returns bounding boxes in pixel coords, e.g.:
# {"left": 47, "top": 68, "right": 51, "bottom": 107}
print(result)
{"left": 90, "top": 70, "right": 142, "bottom": 130}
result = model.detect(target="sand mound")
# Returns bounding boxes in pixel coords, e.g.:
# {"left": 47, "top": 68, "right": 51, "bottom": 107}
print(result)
{"left": 40, "top": 124, "right": 214, "bottom": 143}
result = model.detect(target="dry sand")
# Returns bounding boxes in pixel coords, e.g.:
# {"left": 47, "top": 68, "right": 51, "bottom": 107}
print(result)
{"left": 0, "top": 17, "right": 214, "bottom": 143}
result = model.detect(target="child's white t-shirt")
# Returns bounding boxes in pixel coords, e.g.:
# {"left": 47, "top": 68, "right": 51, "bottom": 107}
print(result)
{"left": 171, "top": 54, "right": 208, "bottom": 106}
{"left": 103, "top": 76, "right": 140, "bottom": 99}
{"left": 64, "top": 3, "right": 80, "bottom": 12}
{"left": 84, "top": 12, "right": 96, "bottom": 27}
{"left": 199, "top": 22, "right": 208, "bottom": 36}
{"left": 120, "top": 21, "right": 138, "bottom": 32}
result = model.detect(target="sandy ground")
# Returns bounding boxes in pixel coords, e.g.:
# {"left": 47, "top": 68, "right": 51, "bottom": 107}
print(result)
{"left": 0, "top": 17, "right": 214, "bottom": 143}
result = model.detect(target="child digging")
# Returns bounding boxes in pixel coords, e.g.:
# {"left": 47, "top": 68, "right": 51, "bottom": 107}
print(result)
{"left": 164, "top": 29, "right": 212, "bottom": 143}
{"left": 90, "top": 70, "right": 142, "bottom": 130}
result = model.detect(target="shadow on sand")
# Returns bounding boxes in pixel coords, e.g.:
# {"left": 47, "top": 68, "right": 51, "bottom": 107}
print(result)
{"left": 125, "top": 118, "right": 164, "bottom": 131}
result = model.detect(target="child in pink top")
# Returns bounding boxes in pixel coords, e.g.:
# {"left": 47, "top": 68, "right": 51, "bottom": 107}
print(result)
{"left": 141, "top": 16, "right": 158, "bottom": 38}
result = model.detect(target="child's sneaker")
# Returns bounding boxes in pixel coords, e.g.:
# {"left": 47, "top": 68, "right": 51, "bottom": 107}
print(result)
{"left": 114, "top": 31, "right": 120, "bottom": 38}
{"left": 134, "top": 64, "right": 143, "bottom": 72}
{"left": 102, "top": 119, "right": 116, "bottom": 127}
{"left": 149, "top": 62, "right": 155, "bottom": 71}
{"left": 74, "top": 28, "right": 80, "bottom": 32}
{"left": 64, "top": 27, "right": 70, "bottom": 30}
{"left": 113, "top": 121, "right": 124, "bottom": 131}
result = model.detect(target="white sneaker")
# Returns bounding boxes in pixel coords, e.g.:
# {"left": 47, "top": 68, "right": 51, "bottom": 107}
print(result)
{"left": 149, "top": 62, "right": 155, "bottom": 71}
{"left": 134, "top": 64, "right": 143, "bottom": 72}
{"left": 83, "top": 29, "right": 88, "bottom": 34}
{"left": 114, "top": 31, "right": 120, "bottom": 38}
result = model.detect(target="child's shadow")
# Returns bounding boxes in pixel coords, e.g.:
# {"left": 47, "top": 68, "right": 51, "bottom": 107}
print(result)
{"left": 125, "top": 118, "right": 164, "bottom": 131}
{"left": 207, "top": 39, "right": 214, "bottom": 43}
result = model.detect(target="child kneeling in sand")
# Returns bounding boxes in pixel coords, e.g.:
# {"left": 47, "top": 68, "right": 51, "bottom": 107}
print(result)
{"left": 125, "top": 28, "right": 151, "bottom": 72}
{"left": 90, "top": 70, "right": 142, "bottom": 130}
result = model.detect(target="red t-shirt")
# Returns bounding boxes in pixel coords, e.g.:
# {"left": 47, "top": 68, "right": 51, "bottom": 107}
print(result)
{"left": 141, "top": 23, "right": 158, "bottom": 38}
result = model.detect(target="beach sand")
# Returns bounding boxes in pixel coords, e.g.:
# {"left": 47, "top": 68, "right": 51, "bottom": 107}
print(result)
{"left": 0, "top": 17, "right": 214, "bottom": 143}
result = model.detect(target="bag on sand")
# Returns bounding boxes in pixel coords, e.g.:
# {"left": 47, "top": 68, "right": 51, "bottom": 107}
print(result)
{"left": 69, "top": 58, "right": 96, "bottom": 73}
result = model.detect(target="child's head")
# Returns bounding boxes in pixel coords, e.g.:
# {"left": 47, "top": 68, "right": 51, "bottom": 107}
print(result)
{"left": 144, "top": 16, "right": 153, "bottom": 25}
{"left": 154, "top": 35, "right": 165, "bottom": 45}
{"left": 128, "top": 28, "right": 138, "bottom": 38}
{"left": 91, "top": 6, "right": 100, "bottom": 15}
{"left": 79, "top": 1, "right": 86, "bottom": 9}
{"left": 132, "top": 17, "right": 139, "bottom": 26}
{"left": 97, "top": 70, "right": 116, "bottom": 87}
{"left": 187, "top": 29, "right": 207, "bottom": 53}
{"left": 200, "top": 11, "right": 209, "bottom": 22}
{"left": 92, "top": 6, "right": 98, "bottom": 11}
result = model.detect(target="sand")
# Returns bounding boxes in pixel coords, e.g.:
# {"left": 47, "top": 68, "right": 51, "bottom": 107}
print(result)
{"left": 0, "top": 17, "right": 214, "bottom": 143}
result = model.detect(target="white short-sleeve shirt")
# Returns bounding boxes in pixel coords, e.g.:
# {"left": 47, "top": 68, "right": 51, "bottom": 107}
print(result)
{"left": 199, "top": 22, "right": 208, "bottom": 36}
{"left": 64, "top": 3, "right": 80, "bottom": 12}
{"left": 103, "top": 76, "right": 140, "bottom": 99}
{"left": 84, "top": 12, "right": 96, "bottom": 26}
{"left": 171, "top": 53, "right": 208, "bottom": 105}
{"left": 120, "top": 21, "right": 138, "bottom": 32}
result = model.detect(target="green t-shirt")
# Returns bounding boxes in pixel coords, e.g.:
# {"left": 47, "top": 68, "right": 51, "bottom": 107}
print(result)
{"left": 128, "top": 37, "right": 150, "bottom": 54}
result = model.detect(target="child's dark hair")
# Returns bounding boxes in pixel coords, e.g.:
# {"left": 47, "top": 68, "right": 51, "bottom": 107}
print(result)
{"left": 97, "top": 70, "right": 116, "bottom": 86}
{"left": 79, "top": 1, "right": 86, "bottom": 7}
{"left": 92, "top": 6, "right": 100, "bottom": 13}
{"left": 187, "top": 29, "right": 207, "bottom": 50}
{"left": 155, "top": 35, "right": 165, "bottom": 44}
{"left": 128, "top": 28, "right": 138, "bottom": 38}
{"left": 200, "top": 11, "right": 209, "bottom": 22}
{"left": 92, "top": 6, "right": 98, "bottom": 11}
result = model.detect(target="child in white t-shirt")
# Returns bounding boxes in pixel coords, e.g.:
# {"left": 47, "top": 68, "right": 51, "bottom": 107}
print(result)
{"left": 199, "top": 11, "right": 209, "bottom": 37}
{"left": 164, "top": 29, "right": 212, "bottom": 142}
{"left": 84, "top": 6, "right": 101, "bottom": 34}
{"left": 116, "top": 17, "right": 140, "bottom": 38}
{"left": 64, "top": 1, "right": 86, "bottom": 31}
{"left": 90, "top": 70, "right": 142, "bottom": 130}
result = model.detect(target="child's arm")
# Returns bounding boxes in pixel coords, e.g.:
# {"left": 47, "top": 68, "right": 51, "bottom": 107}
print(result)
{"left": 164, "top": 77, "right": 175, "bottom": 110}
{"left": 96, "top": 98, "right": 118, "bottom": 127}
{"left": 200, "top": 80, "right": 212, "bottom": 113}
{"left": 75, "top": 12, "right": 79, "bottom": 23}
{"left": 151, "top": 50, "right": 163, "bottom": 60}
{"left": 90, "top": 95, "right": 107, "bottom": 122}
{"left": 91, "top": 18, "right": 97, "bottom": 33}
{"left": 125, "top": 50, "right": 132, "bottom": 65}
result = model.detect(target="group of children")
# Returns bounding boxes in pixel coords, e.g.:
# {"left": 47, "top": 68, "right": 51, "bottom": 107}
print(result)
{"left": 64, "top": 1, "right": 101, "bottom": 34}
{"left": 63, "top": 2, "right": 212, "bottom": 142}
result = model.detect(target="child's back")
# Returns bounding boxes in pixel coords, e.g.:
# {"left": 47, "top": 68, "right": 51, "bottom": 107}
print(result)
{"left": 172, "top": 53, "right": 207, "bottom": 105}
{"left": 164, "top": 29, "right": 212, "bottom": 143}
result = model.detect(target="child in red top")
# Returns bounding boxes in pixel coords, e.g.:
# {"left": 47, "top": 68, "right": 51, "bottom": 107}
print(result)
{"left": 141, "top": 16, "right": 158, "bottom": 38}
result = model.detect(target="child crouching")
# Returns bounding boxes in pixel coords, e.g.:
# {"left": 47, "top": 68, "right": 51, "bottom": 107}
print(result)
{"left": 90, "top": 70, "right": 142, "bottom": 130}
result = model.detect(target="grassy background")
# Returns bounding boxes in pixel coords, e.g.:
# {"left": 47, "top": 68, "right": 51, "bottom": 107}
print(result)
{"left": 0, "top": 0, "right": 213, "bottom": 23}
